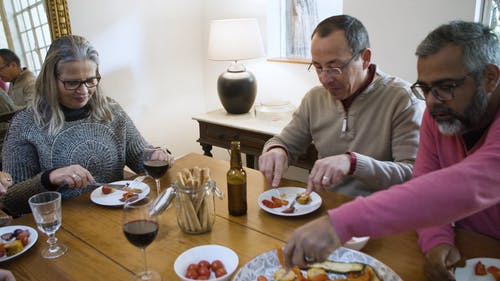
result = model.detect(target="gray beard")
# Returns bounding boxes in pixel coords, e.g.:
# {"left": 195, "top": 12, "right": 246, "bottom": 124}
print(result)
{"left": 435, "top": 86, "right": 488, "bottom": 135}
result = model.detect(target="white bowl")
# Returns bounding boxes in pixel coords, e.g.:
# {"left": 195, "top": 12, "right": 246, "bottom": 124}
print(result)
{"left": 174, "top": 244, "right": 239, "bottom": 281}
{"left": 343, "top": 236, "right": 370, "bottom": 251}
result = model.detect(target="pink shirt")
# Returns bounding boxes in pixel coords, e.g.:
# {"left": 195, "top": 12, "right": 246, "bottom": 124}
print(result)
{"left": 329, "top": 108, "right": 500, "bottom": 253}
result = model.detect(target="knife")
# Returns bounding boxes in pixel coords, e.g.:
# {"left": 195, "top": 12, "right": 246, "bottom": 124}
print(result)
{"left": 89, "top": 183, "right": 143, "bottom": 193}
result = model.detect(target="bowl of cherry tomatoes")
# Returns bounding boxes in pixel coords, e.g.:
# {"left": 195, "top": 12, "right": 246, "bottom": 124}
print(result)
{"left": 174, "top": 244, "right": 239, "bottom": 281}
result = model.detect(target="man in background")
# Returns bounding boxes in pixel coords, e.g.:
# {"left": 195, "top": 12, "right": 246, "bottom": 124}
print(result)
{"left": 0, "top": 87, "right": 16, "bottom": 168}
{"left": 259, "top": 15, "right": 424, "bottom": 197}
{"left": 0, "top": 49, "right": 36, "bottom": 108}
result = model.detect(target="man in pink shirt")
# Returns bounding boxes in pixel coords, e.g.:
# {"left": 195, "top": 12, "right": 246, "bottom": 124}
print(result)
{"left": 284, "top": 21, "right": 500, "bottom": 281}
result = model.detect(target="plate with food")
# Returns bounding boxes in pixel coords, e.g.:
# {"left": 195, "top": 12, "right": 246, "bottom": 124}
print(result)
{"left": 258, "top": 187, "right": 322, "bottom": 216}
{"left": 90, "top": 180, "right": 150, "bottom": 206}
{"left": 454, "top": 258, "right": 500, "bottom": 281}
{"left": 0, "top": 225, "right": 38, "bottom": 262}
{"left": 233, "top": 247, "right": 402, "bottom": 281}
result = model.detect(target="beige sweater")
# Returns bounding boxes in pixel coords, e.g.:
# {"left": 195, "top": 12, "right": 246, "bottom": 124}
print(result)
{"left": 8, "top": 69, "right": 36, "bottom": 108}
{"left": 263, "top": 69, "right": 425, "bottom": 196}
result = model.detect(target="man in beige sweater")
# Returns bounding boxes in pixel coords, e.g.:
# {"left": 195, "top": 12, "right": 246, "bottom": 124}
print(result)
{"left": 259, "top": 15, "right": 425, "bottom": 197}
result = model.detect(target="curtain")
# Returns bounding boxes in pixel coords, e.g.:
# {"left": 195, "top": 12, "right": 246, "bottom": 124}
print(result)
{"left": 285, "top": 0, "right": 318, "bottom": 59}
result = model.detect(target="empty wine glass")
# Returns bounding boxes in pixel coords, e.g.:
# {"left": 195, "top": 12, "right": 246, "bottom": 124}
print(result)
{"left": 143, "top": 147, "right": 170, "bottom": 197}
{"left": 28, "top": 191, "right": 67, "bottom": 259}
{"left": 123, "top": 197, "right": 161, "bottom": 281}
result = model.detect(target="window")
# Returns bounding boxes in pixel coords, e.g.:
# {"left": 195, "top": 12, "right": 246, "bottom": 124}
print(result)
{"left": 1, "top": 0, "right": 51, "bottom": 74}
{"left": 481, "top": 0, "right": 500, "bottom": 36}
{"left": 268, "top": 0, "right": 343, "bottom": 62}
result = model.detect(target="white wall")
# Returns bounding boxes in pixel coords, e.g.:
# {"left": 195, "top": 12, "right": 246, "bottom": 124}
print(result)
{"left": 344, "top": 0, "right": 476, "bottom": 82}
{"left": 67, "top": 0, "right": 205, "bottom": 156}
{"left": 67, "top": 0, "right": 477, "bottom": 166}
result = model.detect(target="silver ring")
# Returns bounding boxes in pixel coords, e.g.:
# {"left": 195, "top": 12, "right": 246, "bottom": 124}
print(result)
{"left": 322, "top": 176, "right": 330, "bottom": 182}
{"left": 304, "top": 256, "right": 315, "bottom": 263}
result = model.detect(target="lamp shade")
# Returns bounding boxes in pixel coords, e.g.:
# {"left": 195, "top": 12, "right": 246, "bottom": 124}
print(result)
{"left": 208, "top": 18, "right": 265, "bottom": 114}
{"left": 208, "top": 18, "right": 265, "bottom": 61}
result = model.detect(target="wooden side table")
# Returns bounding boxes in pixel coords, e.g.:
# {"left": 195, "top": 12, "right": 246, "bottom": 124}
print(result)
{"left": 192, "top": 109, "right": 317, "bottom": 169}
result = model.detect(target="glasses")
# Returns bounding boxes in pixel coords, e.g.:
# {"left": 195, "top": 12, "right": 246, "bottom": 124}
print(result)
{"left": 308, "top": 52, "right": 360, "bottom": 76}
{"left": 410, "top": 72, "right": 474, "bottom": 102}
{"left": 58, "top": 76, "right": 101, "bottom": 90}
{"left": 0, "top": 63, "right": 9, "bottom": 71}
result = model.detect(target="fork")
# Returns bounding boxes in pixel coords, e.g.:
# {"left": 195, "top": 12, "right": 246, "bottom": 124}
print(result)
{"left": 274, "top": 186, "right": 283, "bottom": 198}
{"left": 281, "top": 200, "right": 296, "bottom": 214}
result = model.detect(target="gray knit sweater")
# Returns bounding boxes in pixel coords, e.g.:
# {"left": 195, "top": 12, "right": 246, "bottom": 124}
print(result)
{"left": 2, "top": 100, "right": 152, "bottom": 215}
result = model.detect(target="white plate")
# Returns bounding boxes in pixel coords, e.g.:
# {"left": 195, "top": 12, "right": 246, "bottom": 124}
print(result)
{"left": 257, "top": 187, "right": 322, "bottom": 216}
{"left": 90, "top": 180, "right": 150, "bottom": 206}
{"left": 233, "top": 247, "right": 402, "bottom": 281}
{"left": 455, "top": 258, "right": 500, "bottom": 281}
{"left": 0, "top": 225, "right": 38, "bottom": 262}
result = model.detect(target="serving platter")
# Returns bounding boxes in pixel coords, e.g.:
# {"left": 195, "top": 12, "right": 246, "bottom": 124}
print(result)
{"left": 233, "top": 247, "right": 402, "bottom": 281}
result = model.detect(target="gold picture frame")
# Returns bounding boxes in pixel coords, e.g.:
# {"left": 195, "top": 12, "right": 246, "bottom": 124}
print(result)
{"left": 45, "top": 0, "right": 72, "bottom": 40}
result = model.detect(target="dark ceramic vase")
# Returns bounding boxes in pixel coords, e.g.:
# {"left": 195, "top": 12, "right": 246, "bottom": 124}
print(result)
{"left": 217, "top": 64, "right": 257, "bottom": 114}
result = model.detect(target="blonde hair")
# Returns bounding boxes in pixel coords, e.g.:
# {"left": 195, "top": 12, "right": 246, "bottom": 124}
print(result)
{"left": 32, "top": 35, "right": 113, "bottom": 135}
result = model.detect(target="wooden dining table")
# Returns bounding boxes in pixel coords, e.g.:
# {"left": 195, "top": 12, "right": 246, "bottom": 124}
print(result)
{"left": 1, "top": 153, "right": 499, "bottom": 280}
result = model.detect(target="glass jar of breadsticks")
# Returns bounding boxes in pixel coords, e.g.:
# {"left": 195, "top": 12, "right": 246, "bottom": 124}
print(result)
{"left": 150, "top": 167, "right": 223, "bottom": 234}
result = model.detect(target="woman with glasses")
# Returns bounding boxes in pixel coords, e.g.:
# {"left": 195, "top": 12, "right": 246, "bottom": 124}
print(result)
{"left": 0, "top": 35, "right": 174, "bottom": 216}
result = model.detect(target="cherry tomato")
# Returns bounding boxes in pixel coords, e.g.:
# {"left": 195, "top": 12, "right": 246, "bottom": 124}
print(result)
{"left": 101, "top": 185, "right": 113, "bottom": 194}
{"left": 198, "top": 260, "right": 211, "bottom": 270}
{"left": 197, "top": 266, "right": 210, "bottom": 278}
{"left": 187, "top": 263, "right": 199, "bottom": 272}
{"left": 215, "top": 267, "right": 227, "bottom": 278}
{"left": 211, "top": 260, "right": 224, "bottom": 271}
{"left": 257, "top": 276, "right": 268, "bottom": 281}
{"left": 185, "top": 269, "right": 198, "bottom": 279}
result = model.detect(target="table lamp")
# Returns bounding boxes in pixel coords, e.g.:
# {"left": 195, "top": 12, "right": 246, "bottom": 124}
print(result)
{"left": 208, "top": 18, "right": 265, "bottom": 114}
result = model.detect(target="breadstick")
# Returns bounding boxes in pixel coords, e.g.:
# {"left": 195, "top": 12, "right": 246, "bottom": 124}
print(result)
{"left": 179, "top": 192, "right": 196, "bottom": 232}
{"left": 198, "top": 199, "right": 207, "bottom": 230}
{"left": 176, "top": 172, "right": 185, "bottom": 186}
{"left": 201, "top": 168, "right": 211, "bottom": 186}
{"left": 181, "top": 168, "right": 192, "bottom": 187}
{"left": 191, "top": 166, "right": 201, "bottom": 190}
{"left": 206, "top": 195, "right": 215, "bottom": 228}
{"left": 182, "top": 191, "right": 202, "bottom": 232}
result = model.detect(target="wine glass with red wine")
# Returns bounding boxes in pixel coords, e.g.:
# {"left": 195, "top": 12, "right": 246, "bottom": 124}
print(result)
{"left": 144, "top": 159, "right": 170, "bottom": 197}
{"left": 123, "top": 197, "right": 161, "bottom": 281}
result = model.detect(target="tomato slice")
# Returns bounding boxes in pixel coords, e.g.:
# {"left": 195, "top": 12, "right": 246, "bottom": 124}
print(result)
{"left": 262, "top": 199, "right": 278, "bottom": 208}
{"left": 487, "top": 265, "right": 500, "bottom": 281}
{"left": 475, "top": 261, "right": 487, "bottom": 275}
{"left": 271, "top": 196, "right": 288, "bottom": 207}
